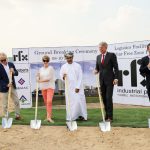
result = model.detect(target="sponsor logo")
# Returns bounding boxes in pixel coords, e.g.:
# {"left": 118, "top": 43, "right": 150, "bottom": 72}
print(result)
{"left": 13, "top": 51, "right": 28, "bottom": 62}
{"left": 16, "top": 86, "right": 28, "bottom": 90}
{"left": 19, "top": 95, "right": 28, "bottom": 103}
{"left": 18, "top": 78, "right": 25, "bottom": 85}
{"left": 17, "top": 68, "right": 29, "bottom": 73}
{"left": 118, "top": 59, "right": 146, "bottom": 87}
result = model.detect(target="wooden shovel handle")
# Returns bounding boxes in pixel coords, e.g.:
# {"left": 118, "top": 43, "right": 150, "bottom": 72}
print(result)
{"left": 35, "top": 81, "right": 39, "bottom": 121}
{"left": 7, "top": 71, "right": 13, "bottom": 114}
{"left": 96, "top": 74, "right": 105, "bottom": 122}
{"left": 65, "top": 77, "right": 72, "bottom": 121}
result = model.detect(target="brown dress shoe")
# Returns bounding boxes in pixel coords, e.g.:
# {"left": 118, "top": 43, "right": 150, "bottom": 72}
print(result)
{"left": 15, "top": 115, "right": 22, "bottom": 120}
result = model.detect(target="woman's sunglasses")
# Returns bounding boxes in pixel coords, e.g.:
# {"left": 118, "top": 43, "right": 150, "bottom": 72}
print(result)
{"left": 43, "top": 59, "right": 49, "bottom": 62}
{"left": 0, "top": 59, "right": 6, "bottom": 62}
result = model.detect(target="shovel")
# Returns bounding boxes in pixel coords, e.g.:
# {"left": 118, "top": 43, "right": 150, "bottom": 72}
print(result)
{"left": 30, "top": 81, "right": 41, "bottom": 129}
{"left": 65, "top": 77, "right": 77, "bottom": 131}
{"left": 2, "top": 71, "right": 13, "bottom": 129}
{"left": 96, "top": 74, "right": 111, "bottom": 132}
{"left": 148, "top": 118, "right": 150, "bottom": 128}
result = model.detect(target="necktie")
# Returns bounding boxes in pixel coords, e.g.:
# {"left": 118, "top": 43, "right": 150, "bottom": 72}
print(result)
{"left": 101, "top": 54, "right": 104, "bottom": 65}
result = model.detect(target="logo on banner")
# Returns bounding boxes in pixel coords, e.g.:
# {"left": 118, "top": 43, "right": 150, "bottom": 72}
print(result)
{"left": 19, "top": 95, "right": 28, "bottom": 103}
{"left": 18, "top": 78, "right": 25, "bottom": 85}
{"left": 17, "top": 86, "right": 28, "bottom": 90}
{"left": 13, "top": 51, "right": 28, "bottom": 62}
{"left": 118, "top": 59, "right": 146, "bottom": 87}
{"left": 17, "top": 68, "right": 29, "bottom": 73}
{"left": 116, "top": 59, "right": 148, "bottom": 98}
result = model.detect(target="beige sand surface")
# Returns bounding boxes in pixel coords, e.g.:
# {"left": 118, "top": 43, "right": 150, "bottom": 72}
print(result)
{"left": 0, "top": 95, "right": 150, "bottom": 150}
{"left": 0, "top": 126, "right": 150, "bottom": 150}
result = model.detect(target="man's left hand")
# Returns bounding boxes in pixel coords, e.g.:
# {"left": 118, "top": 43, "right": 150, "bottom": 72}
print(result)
{"left": 10, "top": 68, "right": 14, "bottom": 74}
{"left": 75, "top": 88, "right": 80, "bottom": 93}
{"left": 113, "top": 79, "right": 118, "bottom": 85}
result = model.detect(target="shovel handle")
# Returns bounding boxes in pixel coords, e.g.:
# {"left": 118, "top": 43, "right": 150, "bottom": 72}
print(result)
{"left": 65, "top": 77, "right": 72, "bottom": 121}
{"left": 7, "top": 71, "right": 13, "bottom": 117}
{"left": 96, "top": 74, "right": 105, "bottom": 123}
{"left": 35, "top": 81, "right": 39, "bottom": 121}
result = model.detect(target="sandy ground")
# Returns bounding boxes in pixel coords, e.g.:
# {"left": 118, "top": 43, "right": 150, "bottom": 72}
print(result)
{"left": 0, "top": 95, "right": 150, "bottom": 150}
{"left": 0, "top": 126, "right": 149, "bottom": 150}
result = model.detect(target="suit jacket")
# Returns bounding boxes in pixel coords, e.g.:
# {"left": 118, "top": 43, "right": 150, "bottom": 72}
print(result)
{"left": 0, "top": 62, "right": 18, "bottom": 93}
{"left": 139, "top": 56, "right": 150, "bottom": 87}
{"left": 95, "top": 52, "right": 119, "bottom": 86}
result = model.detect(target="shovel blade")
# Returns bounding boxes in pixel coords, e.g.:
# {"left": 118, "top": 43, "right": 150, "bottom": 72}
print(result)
{"left": 2, "top": 118, "right": 13, "bottom": 128}
{"left": 99, "top": 121, "right": 111, "bottom": 132}
{"left": 148, "top": 118, "right": 150, "bottom": 128}
{"left": 66, "top": 121, "right": 77, "bottom": 131}
{"left": 30, "top": 120, "right": 41, "bottom": 129}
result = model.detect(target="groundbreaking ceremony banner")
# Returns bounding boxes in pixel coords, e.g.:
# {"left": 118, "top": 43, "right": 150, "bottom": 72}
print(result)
{"left": 12, "top": 40, "right": 150, "bottom": 108}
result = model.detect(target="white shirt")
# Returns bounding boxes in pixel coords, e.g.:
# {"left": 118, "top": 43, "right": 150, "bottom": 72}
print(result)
{"left": 2, "top": 63, "right": 10, "bottom": 80}
{"left": 39, "top": 66, "right": 55, "bottom": 90}
{"left": 60, "top": 62, "right": 87, "bottom": 120}
{"left": 60, "top": 62, "right": 83, "bottom": 90}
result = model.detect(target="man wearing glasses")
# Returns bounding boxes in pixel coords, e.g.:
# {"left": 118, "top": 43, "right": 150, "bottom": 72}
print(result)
{"left": 60, "top": 52, "right": 87, "bottom": 121}
{"left": 0, "top": 52, "right": 21, "bottom": 120}
{"left": 140, "top": 43, "right": 150, "bottom": 101}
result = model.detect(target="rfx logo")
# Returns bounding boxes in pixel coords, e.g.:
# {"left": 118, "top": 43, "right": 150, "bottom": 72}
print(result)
{"left": 13, "top": 51, "right": 28, "bottom": 61}
{"left": 118, "top": 59, "right": 146, "bottom": 87}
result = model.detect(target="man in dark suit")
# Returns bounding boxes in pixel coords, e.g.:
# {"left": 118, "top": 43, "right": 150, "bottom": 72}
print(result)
{"left": 94, "top": 42, "right": 119, "bottom": 122}
{"left": 139, "top": 43, "right": 150, "bottom": 101}
{"left": 0, "top": 52, "right": 21, "bottom": 120}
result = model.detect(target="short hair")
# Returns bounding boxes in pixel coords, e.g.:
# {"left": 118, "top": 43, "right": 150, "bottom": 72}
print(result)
{"left": 0, "top": 52, "right": 7, "bottom": 60}
{"left": 147, "top": 43, "right": 150, "bottom": 49}
{"left": 64, "top": 52, "right": 74, "bottom": 58}
{"left": 99, "top": 41, "right": 108, "bottom": 48}
{"left": 42, "top": 55, "right": 50, "bottom": 62}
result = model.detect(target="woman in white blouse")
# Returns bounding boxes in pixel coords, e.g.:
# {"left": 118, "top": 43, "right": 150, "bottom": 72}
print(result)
{"left": 37, "top": 55, "right": 55, "bottom": 123}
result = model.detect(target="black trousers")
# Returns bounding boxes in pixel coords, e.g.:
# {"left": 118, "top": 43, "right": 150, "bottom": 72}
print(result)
{"left": 100, "top": 83, "right": 114, "bottom": 119}
{"left": 146, "top": 85, "right": 150, "bottom": 101}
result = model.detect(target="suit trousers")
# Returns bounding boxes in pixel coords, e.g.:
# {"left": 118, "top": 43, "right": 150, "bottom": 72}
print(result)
{"left": 100, "top": 83, "right": 114, "bottom": 119}
{"left": 1, "top": 86, "right": 20, "bottom": 117}
{"left": 146, "top": 84, "right": 150, "bottom": 101}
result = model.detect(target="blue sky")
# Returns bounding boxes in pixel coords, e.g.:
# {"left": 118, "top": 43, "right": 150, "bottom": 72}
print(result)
{"left": 0, "top": 0, "right": 150, "bottom": 56}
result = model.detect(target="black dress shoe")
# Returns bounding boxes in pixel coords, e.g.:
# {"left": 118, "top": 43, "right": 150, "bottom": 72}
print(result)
{"left": 106, "top": 118, "right": 113, "bottom": 122}
{"left": 105, "top": 116, "right": 108, "bottom": 120}
{"left": 76, "top": 116, "right": 86, "bottom": 121}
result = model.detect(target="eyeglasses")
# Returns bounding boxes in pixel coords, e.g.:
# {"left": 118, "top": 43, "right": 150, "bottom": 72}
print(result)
{"left": 0, "top": 59, "right": 6, "bottom": 62}
{"left": 43, "top": 59, "right": 49, "bottom": 62}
